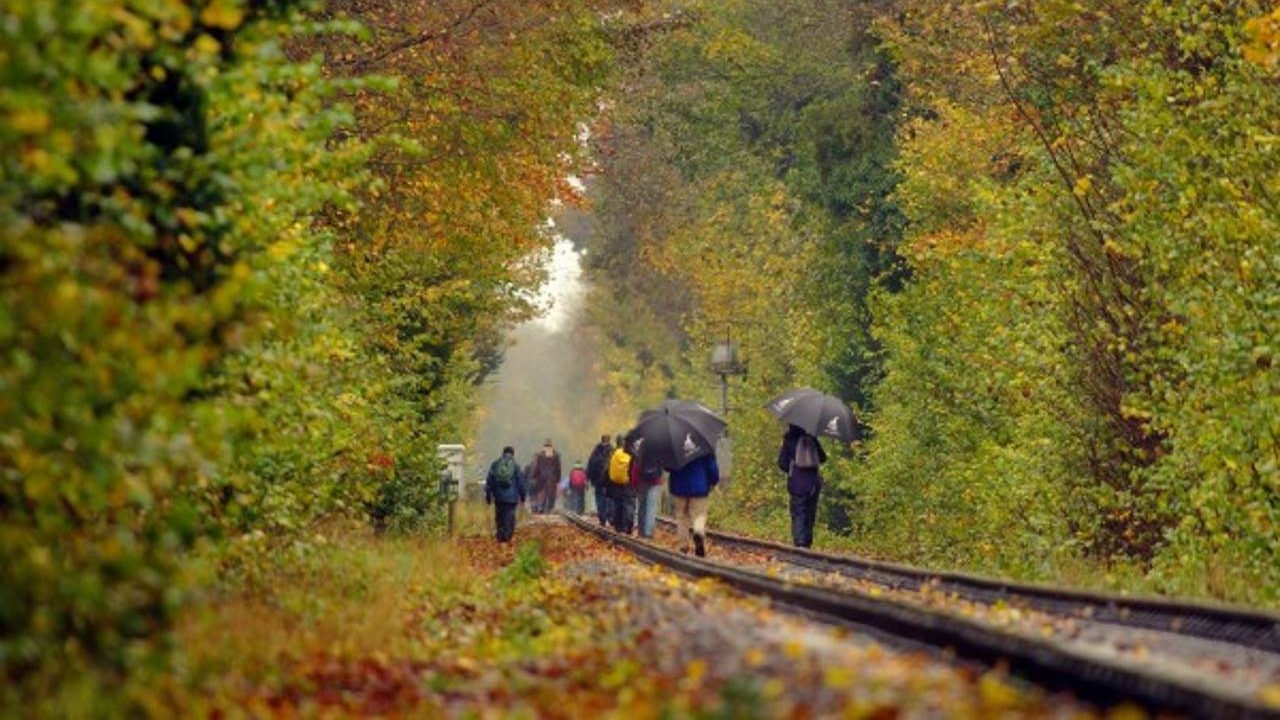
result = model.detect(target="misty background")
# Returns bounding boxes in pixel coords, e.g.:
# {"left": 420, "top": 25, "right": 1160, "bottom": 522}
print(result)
{"left": 469, "top": 200, "right": 611, "bottom": 483}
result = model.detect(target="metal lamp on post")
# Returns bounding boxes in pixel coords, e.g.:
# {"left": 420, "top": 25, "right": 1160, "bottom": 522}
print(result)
{"left": 710, "top": 341, "right": 745, "bottom": 416}
{"left": 709, "top": 331, "right": 746, "bottom": 484}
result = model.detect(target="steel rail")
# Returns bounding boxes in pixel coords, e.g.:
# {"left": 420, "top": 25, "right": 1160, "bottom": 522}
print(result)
{"left": 656, "top": 518, "right": 1280, "bottom": 655}
{"left": 566, "top": 513, "right": 1278, "bottom": 718}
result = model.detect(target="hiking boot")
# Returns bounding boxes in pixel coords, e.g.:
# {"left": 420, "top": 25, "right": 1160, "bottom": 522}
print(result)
{"left": 694, "top": 533, "right": 706, "bottom": 558}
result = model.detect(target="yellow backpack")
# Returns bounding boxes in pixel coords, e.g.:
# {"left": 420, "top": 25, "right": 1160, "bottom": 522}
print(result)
{"left": 608, "top": 448, "right": 632, "bottom": 485}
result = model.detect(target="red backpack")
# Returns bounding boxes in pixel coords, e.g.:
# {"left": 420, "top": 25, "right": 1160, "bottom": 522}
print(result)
{"left": 569, "top": 467, "right": 588, "bottom": 489}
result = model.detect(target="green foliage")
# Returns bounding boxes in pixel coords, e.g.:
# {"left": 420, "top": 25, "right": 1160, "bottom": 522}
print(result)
{"left": 1108, "top": 2, "right": 1280, "bottom": 597}
{"left": 583, "top": 0, "right": 901, "bottom": 534}
{"left": 0, "top": 0, "right": 353, "bottom": 692}
{"left": 1, "top": 0, "right": 620, "bottom": 706}
{"left": 498, "top": 541, "right": 549, "bottom": 588}
{"left": 849, "top": 148, "right": 1084, "bottom": 573}
{"left": 706, "top": 677, "right": 767, "bottom": 720}
{"left": 586, "top": 0, "right": 1278, "bottom": 605}
{"left": 369, "top": 464, "right": 448, "bottom": 534}
{"left": 314, "top": 0, "right": 619, "bottom": 493}
{"left": 855, "top": 0, "right": 1279, "bottom": 601}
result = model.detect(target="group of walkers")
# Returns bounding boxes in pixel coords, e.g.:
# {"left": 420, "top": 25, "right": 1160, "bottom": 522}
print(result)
{"left": 485, "top": 423, "right": 828, "bottom": 553}
{"left": 581, "top": 433, "right": 720, "bottom": 555}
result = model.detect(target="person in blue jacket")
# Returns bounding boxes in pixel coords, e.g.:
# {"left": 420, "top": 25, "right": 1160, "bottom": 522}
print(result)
{"left": 668, "top": 453, "right": 720, "bottom": 557}
{"left": 485, "top": 446, "right": 528, "bottom": 543}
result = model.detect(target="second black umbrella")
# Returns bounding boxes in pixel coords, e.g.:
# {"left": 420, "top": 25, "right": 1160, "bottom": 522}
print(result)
{"left": 765, "top": 388, "right": 855, "bottom": 443}
{"left": 626, "top": 400, "right": 726, "bottom": 471}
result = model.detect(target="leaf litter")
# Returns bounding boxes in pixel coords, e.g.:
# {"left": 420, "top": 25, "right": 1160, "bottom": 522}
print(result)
{"left": 191, "top": 523, "right": 1127, "bottom": 717}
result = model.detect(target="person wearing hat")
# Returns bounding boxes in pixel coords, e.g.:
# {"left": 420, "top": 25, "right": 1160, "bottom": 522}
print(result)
{"left": 530, "top": 438, "right": 562, "bottom": 513}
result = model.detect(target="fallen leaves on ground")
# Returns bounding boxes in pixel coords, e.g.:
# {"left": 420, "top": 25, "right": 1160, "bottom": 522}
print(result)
{"left": 184, "top": 522, "right": 1102, "bottom": 717}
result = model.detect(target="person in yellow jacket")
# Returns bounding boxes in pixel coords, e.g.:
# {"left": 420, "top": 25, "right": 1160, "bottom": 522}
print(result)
{"left": 605, "top": 435, "right": 636, "bottom": 534}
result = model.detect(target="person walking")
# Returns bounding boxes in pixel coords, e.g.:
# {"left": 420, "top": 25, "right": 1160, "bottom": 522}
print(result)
{"left": 777, "top": 424, "right": 827, "bottom": 548}
{"left": 586, "top": 434, "right": 614, "bottom": 526}
{"left": 567, "top": 461, "right": 588, "bottom": 514}
{"left": 606, "top": 435, "right": 635, "bottom": 534}
{"left": 530, "top": 439, "right": 561, "bottom": 513}
{"left": 485, "top": 446, "right": 528, "bottom": 543}
{"left": 669, "top": 452, "right": 719, "bottom": 557}
{"left": 630, "top": 449, "right": 665, "bottom": 539}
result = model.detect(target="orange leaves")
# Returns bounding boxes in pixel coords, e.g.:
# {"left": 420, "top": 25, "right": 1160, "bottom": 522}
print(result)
{"left": 904, "top": 226, "right": 988, "bottom": 266}
{"left": 1243, "top": 8, "right": 1280, "bottom": 71}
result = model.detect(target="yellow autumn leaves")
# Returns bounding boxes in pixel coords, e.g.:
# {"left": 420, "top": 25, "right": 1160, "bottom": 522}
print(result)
{"left": 200, "top": 1, "right": 245, "bottom": 30}
{"left": 1244, "top": 7, "right": 1280, "bottom": 70}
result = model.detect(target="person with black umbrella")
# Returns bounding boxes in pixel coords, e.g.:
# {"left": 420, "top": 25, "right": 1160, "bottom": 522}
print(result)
{"left": 669, "top": 452, "right": 720, "bottom": 556}
{"left": 777, "top": 424, "right": 827, "bottom": 548}
{"left": 624, "top": 399, "right": 727, "bottom": 555}
{"left": 767, "top": 389, "right": 853, "bottom": 548}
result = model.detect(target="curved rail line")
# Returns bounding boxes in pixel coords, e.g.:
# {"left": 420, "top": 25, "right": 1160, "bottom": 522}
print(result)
{"left": 655, "top": 518, "right": 1280, "bottom": 656}
{"left": 565, "top": 514, "right": 1278, "bottom": 718}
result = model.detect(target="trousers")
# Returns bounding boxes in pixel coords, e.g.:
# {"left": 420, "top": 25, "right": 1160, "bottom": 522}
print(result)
{"left": 672, "top": 495, "right": 710, "bottom": 550}
{"left": 789, "top": 486, "right": 820, "bottom": 548}
{"left": 636, "top": 484, "right": 661, "bottom": 538}
{"left": 567, "top": 486, "right": 586, "bottom": 514}
{"left": 494, "top": 501, "right": 518, "bottom": 542}
{"left": 606, "top": 483, "right": 635, "bottom": 534}
{"left": 593, "top": 484, "right": 610, "bottom": 525}
{"left": 538, "top": 483, "right": 557, "bottom": 513}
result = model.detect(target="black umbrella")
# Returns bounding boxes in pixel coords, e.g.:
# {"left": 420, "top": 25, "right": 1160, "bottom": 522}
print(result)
{"left": 626, "top": 400, "right": 726, "bottom": 471}
{"left": 766, "top": 388, "right": 855, "bottom": 443}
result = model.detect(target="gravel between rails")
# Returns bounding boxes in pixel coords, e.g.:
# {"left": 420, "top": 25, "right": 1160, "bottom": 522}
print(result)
{"left": 643, "top": 517, "right": 1280, "bottom": 714}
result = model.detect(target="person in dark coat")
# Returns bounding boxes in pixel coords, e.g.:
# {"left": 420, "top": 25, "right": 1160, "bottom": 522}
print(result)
{"left": 778, "top": 424, "right": 827, "bottom": 548}
{"left": 585, "top": 434, "right": 614, "bottom": 526}
{"left": 485, "top": 446, "right": 528, "bottom": 542}
{"left": 530, "top": 439, "right": 562, "bottom": 513}
{"left": 668, "top": 453, "right": 719, "bottom": 557}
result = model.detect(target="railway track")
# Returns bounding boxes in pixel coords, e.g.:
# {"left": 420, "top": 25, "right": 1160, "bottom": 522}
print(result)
{"left": 655, "top": 518, "right": 1280, "bottom": 655}
{"left": 565, "top": 513, "right": 1280, "bottom": 718}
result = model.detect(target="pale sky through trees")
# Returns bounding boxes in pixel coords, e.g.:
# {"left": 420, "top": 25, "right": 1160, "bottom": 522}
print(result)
{"left": 471, "top": 220, "right": 607, "bottom": 483}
